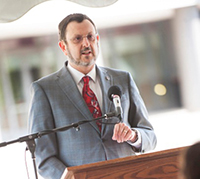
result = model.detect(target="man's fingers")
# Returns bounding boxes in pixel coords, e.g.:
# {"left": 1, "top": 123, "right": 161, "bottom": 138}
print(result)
{"left": 112, "top": 123, "right": 132, "bottom": 143}
{"left": 112, "top": 123, "right": 119, "bottom": 140}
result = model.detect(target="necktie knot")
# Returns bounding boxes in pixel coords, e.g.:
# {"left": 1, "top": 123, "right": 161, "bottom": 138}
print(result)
{"left": 82, "top": 76, "right": 90, "bottom": 91}
{"left": 82, "top": 76, "right": 90, "bottom": 85}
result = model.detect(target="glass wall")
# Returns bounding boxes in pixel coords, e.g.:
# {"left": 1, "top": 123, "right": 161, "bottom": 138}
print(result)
{"left": 99, "top": 19, "right": 181, "bottom": 112}
{"left": 0, "top": 35, "right": 64, "bottom": 139}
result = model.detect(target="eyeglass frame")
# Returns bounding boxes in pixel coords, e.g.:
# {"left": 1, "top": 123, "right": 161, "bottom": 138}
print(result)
{"left": 67, "top": 33, "right": 98, "bottom": 44}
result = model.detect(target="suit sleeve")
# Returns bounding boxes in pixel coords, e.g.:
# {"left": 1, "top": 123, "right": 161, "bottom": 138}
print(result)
{"left": 127, "top": 72, "right": 157, "bottom": 153}
{"left": 28, "top": 82, "right": 66, "bottom": 179}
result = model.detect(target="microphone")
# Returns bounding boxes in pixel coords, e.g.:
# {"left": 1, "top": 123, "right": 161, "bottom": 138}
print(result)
{"left": 107, "top": 86, "right": 123, "bottom": 121}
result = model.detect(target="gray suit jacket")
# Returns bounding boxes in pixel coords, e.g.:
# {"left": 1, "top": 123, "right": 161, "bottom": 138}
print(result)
{"left": 28, "top": 63, "right": 157, "bottom": 179}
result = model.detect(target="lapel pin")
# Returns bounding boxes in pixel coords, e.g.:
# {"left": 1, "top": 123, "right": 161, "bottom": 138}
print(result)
{"left": 105, "top": 76, "right": 110, "bottom": 80}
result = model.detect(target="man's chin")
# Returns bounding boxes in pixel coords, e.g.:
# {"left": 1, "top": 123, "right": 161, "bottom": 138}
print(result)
{"left": 79, "top": 58, "right": 96, "bottom": 67}
{"left": 68, "top": 56, "right": 96, "bottom": 67}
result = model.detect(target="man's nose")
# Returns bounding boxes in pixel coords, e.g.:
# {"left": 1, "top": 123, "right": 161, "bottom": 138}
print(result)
{"left": 82, "top": 36, "right": 90, "bottom": 47}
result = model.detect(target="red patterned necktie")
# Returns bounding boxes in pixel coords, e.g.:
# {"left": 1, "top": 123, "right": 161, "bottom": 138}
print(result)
{"left": 82, "top": 76, "right": 102, "bottom": 131}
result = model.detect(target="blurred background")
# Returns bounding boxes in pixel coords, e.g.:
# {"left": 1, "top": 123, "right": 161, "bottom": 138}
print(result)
{"left": 0, "top": 0, "right": 200, "bottom": 178}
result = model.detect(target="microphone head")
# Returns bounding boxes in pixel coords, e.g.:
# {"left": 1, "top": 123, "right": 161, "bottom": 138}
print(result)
{"left": 108, "top": 86, "right": 122, "bottom": 101}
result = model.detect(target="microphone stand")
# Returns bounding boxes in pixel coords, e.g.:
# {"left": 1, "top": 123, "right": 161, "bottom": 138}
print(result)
{"left": 0, "top": 112, "right": 116, "bottom": 179}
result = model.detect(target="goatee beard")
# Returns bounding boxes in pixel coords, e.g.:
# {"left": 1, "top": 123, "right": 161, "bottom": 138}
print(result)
{"left": 67, "top": 53, "right": 96, "bottom": 67}
{"left": 67, "top": 47, "right": 97, "bottom": 67}
{"left": 76, "top": 59, "right": 96, "bottom": 67}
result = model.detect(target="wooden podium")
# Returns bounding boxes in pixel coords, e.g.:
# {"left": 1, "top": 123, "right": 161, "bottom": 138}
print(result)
{"left": 61, "top": 147, "right": 185, "bottom": 179}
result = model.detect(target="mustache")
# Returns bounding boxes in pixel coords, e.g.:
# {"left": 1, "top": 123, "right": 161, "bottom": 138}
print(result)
{"left": 81, "top": 47, "right": 92, "bottom": 53}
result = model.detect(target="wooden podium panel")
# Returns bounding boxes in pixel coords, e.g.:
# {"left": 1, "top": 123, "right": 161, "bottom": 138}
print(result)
{"left": 63, "top": 147, "right": 185, "bottom": 179}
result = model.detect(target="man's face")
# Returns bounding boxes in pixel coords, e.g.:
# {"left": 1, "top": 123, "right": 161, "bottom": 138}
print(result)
{"left": 60, "top": 19, "right": 99, "bottom": 70}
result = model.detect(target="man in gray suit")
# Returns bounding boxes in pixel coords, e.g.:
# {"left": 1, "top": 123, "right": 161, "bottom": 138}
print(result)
{"left": 28, "top": 13, "right": 157, "bottom": 179}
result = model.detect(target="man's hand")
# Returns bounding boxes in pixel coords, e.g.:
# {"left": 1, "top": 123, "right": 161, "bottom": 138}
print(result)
{"left": 112, "top": 123, "right": 137, "bottom": 143}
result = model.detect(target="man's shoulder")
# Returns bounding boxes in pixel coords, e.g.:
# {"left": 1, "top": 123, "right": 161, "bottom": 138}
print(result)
{"left": 33, "top": 66, "right": 65, "bottom": 85}
{"left": 98, "top": 66, "right": 129, "bottom": 75}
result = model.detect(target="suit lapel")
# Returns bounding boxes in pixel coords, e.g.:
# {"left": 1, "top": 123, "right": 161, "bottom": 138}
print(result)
{"left": 97, "top": 66, "right": 113, "bottom": 115}
{"left": 55, "top": 65, "right": 93, "bottom": 122}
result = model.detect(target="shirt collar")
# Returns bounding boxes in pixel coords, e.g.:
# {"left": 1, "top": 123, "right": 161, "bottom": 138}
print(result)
{"left": 67, "top": 63, "right": 96, "bottom": 84}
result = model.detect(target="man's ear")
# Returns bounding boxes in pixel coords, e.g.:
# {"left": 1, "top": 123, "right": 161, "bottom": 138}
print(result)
{"left": 96, "top": 35, "right": 100, "bottom": 41}
{"left": 58, "top": 41, "right": 67, "bottom": 55}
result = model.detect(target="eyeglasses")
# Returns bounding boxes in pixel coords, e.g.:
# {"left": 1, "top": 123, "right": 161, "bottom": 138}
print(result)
{"left": 70, "top": 33, "right": 97, "bottom": 44}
